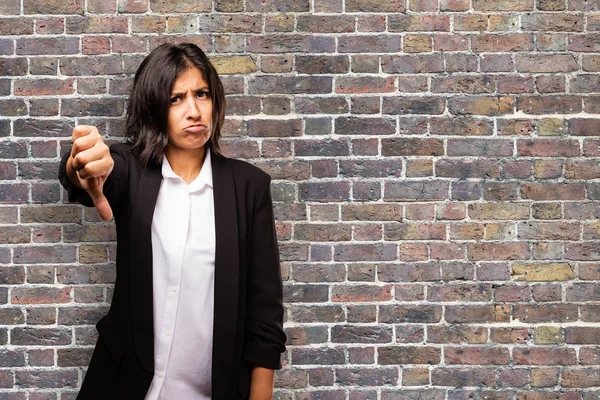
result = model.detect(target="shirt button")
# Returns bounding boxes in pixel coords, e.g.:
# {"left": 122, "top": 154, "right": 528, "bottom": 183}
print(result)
{"left": 165, "top": 331, "right": 171, "bottom": 337}
{"left": 158, "top": 372, "right": 164, "bottom": 378}
{"left": 170, "top": 287, "right": 177, "bottom": 293}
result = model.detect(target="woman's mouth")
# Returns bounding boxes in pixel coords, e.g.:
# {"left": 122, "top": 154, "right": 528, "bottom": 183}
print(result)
{"left": 183, "top": 124, "right": 207, "bottom": 133}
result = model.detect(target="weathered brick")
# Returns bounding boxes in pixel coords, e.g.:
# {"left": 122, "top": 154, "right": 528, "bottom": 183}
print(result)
{"left": 291, "top": 305, "right": 344, "bottom": 323}
{"left": 24, "top": 0, "right": 84, "bottom": 14}
{"left": 378, "top": 262, "right": 441, "bottom": 282}
{"left": 436, "top": 159, "right": 501, "bottom": 179}
{"left": 445, "top": 347, "right": 510, "bottom": 365}
{"left": 336, "top": 368, "right": 397, "bottom": 386}
{"left": 569, "top": 34, "right": 600, "bottom": 52}
{"left": 382, "top": 55, "right": 445, "bottom": 73}
{"left": 514, "top": 304, "right": 579, "bottom": 325}
{"left": 292, "top": 347, "right": 345, "bottom": 365}
{"left": 522, "top": 14, "right": 583, "bottom": 32}
{"left": 379, "top": 346, "right": 440, "bottom": 365}
{"left": 449, "top": 96, "right": 515, "bottom": 116}
{"left": 532, "top": 203, "right": 562, "bottom": 220}
{"left": 432, "top": 76, "right": 495, "bottom": 94}
{"left": 338, "top": 35, "right": 401, "bottom": 53}
{"left": 331, "top": 325, "right": 392, "bottom": 344}
{"left": 16, "top": 38, "right": 79, "bottom": 56}
{"left": 447, "top": 139, "right": 513, "bottom": 157}
{"left": 512, "top": 263, "right": 574, "bottom": 282}
{"left": 384, "top": 181, "right": 449, "bottom": 202}
{"left": 283, "top": 284, "right": 328, "bottom": 303}
{"left": 514, "top": 348, "right": 577, "bottom": 365}
{"left": 248, "top": 34, "right": 334, "bottom": 53}
{"left": 11, "top": 328, "right": 71, "bottom": 346}
{"left": 249, "top": 76, "right": 332, "bottom": 95}
{"left": 334, "top": 244, "right": 396, "bottom": 262}
{"left": 345, "top": 0, "right": 405, "bottom": 12}
{"left": 12, "top": 287, "right": 71, "bottom": 304}
{"left": 472, "top": 34, "right": 534, "bottom": 52}
{"left": 570, "top": 119, "right": 600, "bottom": 136}
{"left": 445, "top": 54, "right": 478, "bottom": 72}
{"left": 518, "top": 221, "right": 580, "bottom": 240}
{"left": 468, "top": 243, "right": 529, "bottom": 261}
{"left": 382, "top": 97, "right": 445, "bottom": 115}
{"left": 15, "top": 370, "right": 78, "bottom": 389}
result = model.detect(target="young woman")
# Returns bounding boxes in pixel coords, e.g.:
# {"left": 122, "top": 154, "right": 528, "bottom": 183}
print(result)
{"left": 59, "top": 43, "right": 286, "bottom": 400}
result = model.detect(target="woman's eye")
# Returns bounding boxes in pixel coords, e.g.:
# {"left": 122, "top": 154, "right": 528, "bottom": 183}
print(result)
{"left": 170, "top": 96, "right": 181, "bottom": 103}
{"left": 196, "top": 91, "right": 208, "bottom": 98}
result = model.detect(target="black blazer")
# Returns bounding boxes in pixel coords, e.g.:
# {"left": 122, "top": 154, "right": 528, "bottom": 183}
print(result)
{"left": 59, "top": 143, "right": 286, "bottom": 400}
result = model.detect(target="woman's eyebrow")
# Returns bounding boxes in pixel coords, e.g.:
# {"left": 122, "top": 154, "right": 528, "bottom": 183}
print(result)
{"left": 170, "top": 86, "right": 210, "bottom": 96}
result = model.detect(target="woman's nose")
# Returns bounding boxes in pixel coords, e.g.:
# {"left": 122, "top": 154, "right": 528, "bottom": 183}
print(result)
{"left": 186, "top": 96, "right": 200, "bottom": 118}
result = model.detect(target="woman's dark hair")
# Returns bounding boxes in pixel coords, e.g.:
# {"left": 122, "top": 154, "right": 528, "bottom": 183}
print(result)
{"left": 125, "top": 43, "right": 225, "bottom": 166}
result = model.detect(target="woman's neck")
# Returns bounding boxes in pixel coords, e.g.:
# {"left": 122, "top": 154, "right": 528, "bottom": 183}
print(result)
{"left": 165, "top": 146, "right": 206, "bottom": 184}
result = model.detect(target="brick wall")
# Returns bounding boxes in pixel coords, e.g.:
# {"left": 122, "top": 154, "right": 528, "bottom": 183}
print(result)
{"left": 1, "top": 0, "right": 600, "bottom": 398}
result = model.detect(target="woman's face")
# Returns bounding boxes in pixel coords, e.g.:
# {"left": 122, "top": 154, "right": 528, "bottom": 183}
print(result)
{"left": 166, "top": 66, "right": 213, "bottom": 153}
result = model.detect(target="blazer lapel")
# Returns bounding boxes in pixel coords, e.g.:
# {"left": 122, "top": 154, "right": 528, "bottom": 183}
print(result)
{"left": 130, "top": 162, "right": 162, "bottom": 373}
{"left": 211, "top": 151, "right": 240, "bottom": 400}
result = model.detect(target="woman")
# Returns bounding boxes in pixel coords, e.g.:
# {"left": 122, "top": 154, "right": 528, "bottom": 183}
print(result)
{"left": 59, "top": 43, "right": 286, "bottom": 400}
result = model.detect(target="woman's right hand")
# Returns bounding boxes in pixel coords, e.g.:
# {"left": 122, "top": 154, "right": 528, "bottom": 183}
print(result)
{"left": 67, "top": 125, "right": 114, "bottom": 221}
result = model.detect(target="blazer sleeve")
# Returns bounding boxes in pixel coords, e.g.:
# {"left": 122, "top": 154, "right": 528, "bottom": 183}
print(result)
{"left": 58, "top": 144, "right": 129, "bottom": 213}
{"left": 243, "top": 174, "right": 287, "bottom": 370}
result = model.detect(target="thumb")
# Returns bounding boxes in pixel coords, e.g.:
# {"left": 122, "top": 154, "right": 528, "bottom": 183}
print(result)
{"left": 86, "top": 180, "right": 113, "bottom": 221}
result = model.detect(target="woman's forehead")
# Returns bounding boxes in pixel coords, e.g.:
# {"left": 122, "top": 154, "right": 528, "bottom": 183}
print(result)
{"left": 171, "top": 67, "right": 208, "bottom": 92}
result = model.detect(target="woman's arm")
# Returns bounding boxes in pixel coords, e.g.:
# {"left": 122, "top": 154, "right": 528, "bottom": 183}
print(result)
{"left": 59, "top": 125, "right": 130, "bottom": 222}
{"left": 249, "top": 367, "right": 275, "bottom": 400}
{"left": 65, "top": 125, "right": 114, "bottom": 221}
{"left": 243, "top": 173, "right": 286, "bottom": 386}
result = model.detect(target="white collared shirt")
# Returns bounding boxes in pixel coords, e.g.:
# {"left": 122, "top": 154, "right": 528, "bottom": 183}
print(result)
{"left": 145, "top": 151, "right": 215, "bottom": 400}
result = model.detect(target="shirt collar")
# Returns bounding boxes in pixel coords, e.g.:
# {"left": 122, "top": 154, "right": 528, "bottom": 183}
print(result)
{"left": 161, "top": 149, "right": 213, "bottom": 191}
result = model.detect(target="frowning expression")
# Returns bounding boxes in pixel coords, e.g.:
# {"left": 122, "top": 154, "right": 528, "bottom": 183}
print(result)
{"left": 166, "top": 66, "right": 213, "bottom": 153}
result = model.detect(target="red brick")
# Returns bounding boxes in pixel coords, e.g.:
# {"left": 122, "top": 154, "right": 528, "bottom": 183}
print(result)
{"left": 446, "top": 305, "right": 510, "bottom": 323}
{"left": 432, "top": 76, "right": 495, "bottom": 94}
{"left": 498, "top": 76, "right": 535, "bottom": 94}
{"left": 428, "top": 283, "right": 492, "bottom": 302}
{"left": 331, "top": 284, "right": 392, "bottom": 302}
{"left": 521, "top": 14, "right": 584, "bottom": 32}
{"left": 357, "top": 15, "right": 386, "bottom": 32}
{"left": 569, "top": 34, "right": 600, "bottom": 52}
{"left": 434, "top": 35, "right": 469, "bottom": 52}
{"left": 432, "top": 367, "right": 496, "bottom": 387}
{"left": 514, "top": 348, "right": 577, "bottom": 365}
{"left": 472, "top": 34, "right": 534, "bottom": 52}
{"left": 389, "top": 14, "right": 450, "bottom": 32}
{"left": 334, "top": 244, "right": 397, "bottom": 262}
{"left": 382, "top": 54, "right": 445, "bottom": 73}
{"left": 14, "top": 79, "right": 74, "bottom": 96}
{"left": 518, "top": 139, "right": 580, "bottom": 157}
{"left": 379, "top": 346, "right": 441, "bottom": 365}
{"left": 447, "top": 139, "right": 513, "bottom": 157}
{"left": 515, "top": 304, "right": 579, "bottom": 323}
{"left": 490, "top": 328, "right": 530, "bottom": 345}
{"left": 24, "top": 0, "right": 84, "bottom": 14}
{"left": 445, "top": 347, "right": 510, "bottom": 365}
{"left": 297, "top": 15, "right": 354, "bottom": 33}
{"left": 473, "top": 0, "right": 534, "bottom": 10}
{"left": 378, "top": 263, "right": 441, "bottom": 282}
{"left": 12, "top": 287, "right": 71, "bottom": 304}
{"left": 66, "top": 16, "right": 128, "bottom": 34}
{"left": 336, "top": 76, "right": 395, "bottom": 94}
{"left": 468, "top": 243, "right": 529, "bottom": 261}
{"left": 345, "top": 0, "right": 405, "bottom": 12}
{"left": 562, "top": 369, "right": 600, "bottom": 388}
{"left": 338, "top": 35, "right": 401, "bottom": 53}
{"left": 449, "top": 96, "right": 514, "bottom": 116}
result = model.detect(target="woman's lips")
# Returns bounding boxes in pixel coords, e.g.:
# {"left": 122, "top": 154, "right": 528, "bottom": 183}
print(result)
{"left": 183, "top": 124, "right": 207, "bottom": 133}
